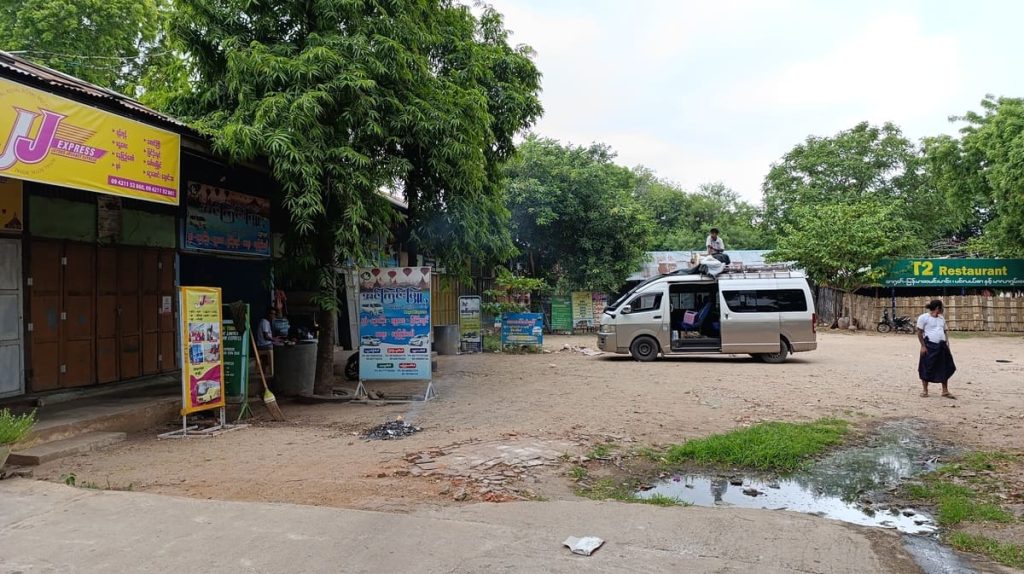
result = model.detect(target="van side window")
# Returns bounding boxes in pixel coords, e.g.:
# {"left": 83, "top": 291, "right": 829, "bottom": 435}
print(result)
{"left": 775, "top": 289, "right": 808, "bottom": 312}
{"left": 723, "top": 289, "right": 808, "bottom": 313}
{"left": 723, "top": 290, "right": 757, "bottom": 313}
{"left": 630, "top": 293, "right": 663, "bottom": 313}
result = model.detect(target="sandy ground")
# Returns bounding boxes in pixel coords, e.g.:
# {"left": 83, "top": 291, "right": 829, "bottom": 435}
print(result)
{"left": 34, "top": 331, "right": 1024, "bottom": 512}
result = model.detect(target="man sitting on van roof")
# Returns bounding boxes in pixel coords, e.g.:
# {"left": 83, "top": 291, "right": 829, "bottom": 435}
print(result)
{"left": 706, "top": 228, "right": 725, "bottom": 255}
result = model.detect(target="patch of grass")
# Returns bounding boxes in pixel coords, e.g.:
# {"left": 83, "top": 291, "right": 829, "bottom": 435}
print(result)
{"left": 948, "top": 533, "right": 1024, "bottom": 570}
{"left": 634, "top": 446, "right": 664, "bottom": 462}
{"left": 664, "top": 418, "right": 849, "bottom": 472}
{"left": 568, "top": 465, "right": 588, "bottom": 481}
{"left": 904, "top": 477, "right": 1014, "bottom": 526}
{"left": 587, "top": 443, "right": 615, "bottom": 459}
{"left": 576, "top": 478, "right": 689, "bottom": 507}
{"left": 0, "top": 408, "right": 36, "bottom": 445}
{"left": 640, "top": 493, "right": 690, "bottom": 507}
{"left": 950, "top": 451, "right": 1016, "bottom": 473}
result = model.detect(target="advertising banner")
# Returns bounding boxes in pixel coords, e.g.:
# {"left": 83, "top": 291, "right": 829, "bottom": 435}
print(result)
{"left": 550, "top": 295, "right": 573, "bottom": 333}
{"left": 185, "top": 182, "right": 271, "bottom": 256}
{"left": 881, "top": 258, "right": 1024, "bottom": 288}
{"left": 571, "top": 291, "right": 595, "bottom": 328}
{"left": 358, "top": 267, "right": 432, "bottom": 380}
{"left": 458, "top": 296, "right": 482, "bottom": 353}
{"left": 0, "top": 77, "right": 181, "bottom": 205}
{"left": 592, "top": 293, "right": 608, "bottom": 326}
{"left": 501, "top": 313, "right": 544, "bottom": 346}
{"left": 0, "top": 176, "right": 22, "bottom": 233}
{"left": 179, "top": 287, "right": 224, "bottom": 415}
{"left": 222, "top": 304, "right": 250, "bottom": 401}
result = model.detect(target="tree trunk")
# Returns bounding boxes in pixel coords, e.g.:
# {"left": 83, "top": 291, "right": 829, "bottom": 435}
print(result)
{"left": 312, "top": 210, "right": 338, "bottom": 396}
{"left": 313, "top": 307, "right": 336, "bottom": 396}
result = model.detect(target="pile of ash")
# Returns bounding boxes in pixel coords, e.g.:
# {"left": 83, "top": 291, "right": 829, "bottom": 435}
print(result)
{"left": 362, "top": 417, "right": 422, "bottom": 440}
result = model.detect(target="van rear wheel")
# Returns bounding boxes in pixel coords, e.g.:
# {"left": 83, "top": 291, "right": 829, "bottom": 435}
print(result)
{"left": 758, "top": 339, "right": 789, "bottom": 364}
{"left": 630, "top": 336, "right": 660, "bottom": 362}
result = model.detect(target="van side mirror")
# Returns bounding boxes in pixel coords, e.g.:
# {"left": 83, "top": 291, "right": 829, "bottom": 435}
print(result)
{"left": 621, "top": 305, "right": 632, "bottom": 314}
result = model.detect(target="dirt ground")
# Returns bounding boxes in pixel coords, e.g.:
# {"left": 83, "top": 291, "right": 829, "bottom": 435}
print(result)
{"left": 35, "top": 331, "right": 1024, "bottom": 513}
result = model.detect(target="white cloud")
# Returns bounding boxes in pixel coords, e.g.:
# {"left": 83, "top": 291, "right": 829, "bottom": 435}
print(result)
{"left": 736, "top": 13, "right": 964, "bottom": 127}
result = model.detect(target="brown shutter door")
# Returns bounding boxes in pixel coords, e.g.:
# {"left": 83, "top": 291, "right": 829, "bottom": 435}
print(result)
{"left": 118, "top": 248, "right": 141, "bottom": 379}
{"left": 96, "top": 247, "right": 119, "bottom": 383}
{"left": 60, "top": 243, "right": 96, "bottom": 387}
{"left": 29, "top": 241, "right": 62, "bottom": 391}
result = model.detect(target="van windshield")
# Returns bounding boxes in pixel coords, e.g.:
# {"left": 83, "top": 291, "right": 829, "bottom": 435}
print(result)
{"left": 608, "top": 275, "right": 667, "bottom": 312}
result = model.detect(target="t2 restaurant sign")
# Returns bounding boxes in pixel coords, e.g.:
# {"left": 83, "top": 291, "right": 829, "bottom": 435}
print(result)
{"left": 0, "top": 77, "right": 180, "bottom": 205}
{"left": 882, "top": 259, "right": 1024, "bottom": 287}
{"left": 358, "top": 267, "right": 432, "bottom": 381}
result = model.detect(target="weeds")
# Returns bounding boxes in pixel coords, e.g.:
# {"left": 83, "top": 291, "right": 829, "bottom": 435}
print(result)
{"left": 587, "top": 443, "right": 614, "bottom": 460}
{"left": 58, "top": 472, "right": 133, "bottom": 492}
{"left": 0, "top": 409, "right": 36, "bottom": 445}
{"left": 904, "top": 465, "right": 1015, "bottom": 526}
{"left": 664, "top": 418, "right": 849, "bottom": 472}
{"left": 948, "top": 533, "right": 1024, "bottom": 570}
{"left": 576, "top": 477, "right": 689, "bottom": 507}
{"left": 568, "top": 465, "right": 588, "bottom": 481}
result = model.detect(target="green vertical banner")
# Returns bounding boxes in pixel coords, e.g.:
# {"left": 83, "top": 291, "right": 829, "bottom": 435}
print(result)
{"left": 222, "top": 304, "right": 250, "bottom": 402}
{"left": 550, "top": 295, "right": 573, "bottom": 333}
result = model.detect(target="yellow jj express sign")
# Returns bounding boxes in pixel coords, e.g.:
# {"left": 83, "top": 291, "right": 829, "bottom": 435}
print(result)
{"left": 0, "top": 77, "right": 180, "bottom": 205}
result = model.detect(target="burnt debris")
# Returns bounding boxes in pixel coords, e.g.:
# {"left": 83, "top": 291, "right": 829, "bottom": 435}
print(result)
{"left": 362, "top": 418, "right": 422, "bottom": 440}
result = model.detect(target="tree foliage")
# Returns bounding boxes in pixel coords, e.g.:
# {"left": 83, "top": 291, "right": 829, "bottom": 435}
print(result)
{"left": 164, "top": 0, "right": 541, "bottom": 392}
{"left": 506, "top": 136, "right": 652, "bottom": 292}
{"left": 637, "top": 175, "right": 770, "bottom": 250}
{"left": 925, "top": 96, "right": 1024, "bottom": 256}
{"left": 766, "top": 200, "right": 924, "bottom": 292}
{"left": 0, "top": 0, "right": 160, "bottom": 93}
{"left": 762, "top": 122, "right": 954, "bottom": 244}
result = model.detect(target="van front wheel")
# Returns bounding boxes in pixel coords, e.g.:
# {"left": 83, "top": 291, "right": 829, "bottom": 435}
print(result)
{"left": 630, "top": 336, "right": 660, "bottom": 362}
{"left": 758, "top": 339, "right": 790, "bottom": 364}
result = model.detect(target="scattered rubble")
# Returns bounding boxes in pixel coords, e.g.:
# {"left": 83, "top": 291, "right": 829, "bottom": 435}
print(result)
{"left": 558, "top": 344, "right": 605, "bottom": 356}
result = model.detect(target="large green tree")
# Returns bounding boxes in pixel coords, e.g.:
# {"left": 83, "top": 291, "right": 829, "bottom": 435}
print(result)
{"left": 762, "top": 122, "right": 954, "bottom": 244}
{"left": 925, "top": 96, "right": 1024, "bottom": 256}
{"left": 767, "top": 199, "right": 924, "bottom": 298}
{"left": 637, "top": 175, "right": 770, "bottom": 251}
{"left": 0, "top": 0, "right": 160, "bottom": 93}
{"left": 506, "top": 136, "right": 652, "bottom": 292}
{"left": 165, "top": 0, "right": 541, "bottom": 392}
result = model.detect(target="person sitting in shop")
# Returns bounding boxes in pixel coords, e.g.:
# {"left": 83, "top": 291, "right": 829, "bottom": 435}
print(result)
{"left": 256, "top": 309, "right": 284, "bottom": 349}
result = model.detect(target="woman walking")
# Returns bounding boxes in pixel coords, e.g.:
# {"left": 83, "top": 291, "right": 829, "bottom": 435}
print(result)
{"left": 917, "top": 300, "right": 956, "bottom": 398}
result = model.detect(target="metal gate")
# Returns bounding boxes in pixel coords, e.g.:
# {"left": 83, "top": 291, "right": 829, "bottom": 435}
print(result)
{"left": 0, "top": 238, "right": 24, "bottom": 397}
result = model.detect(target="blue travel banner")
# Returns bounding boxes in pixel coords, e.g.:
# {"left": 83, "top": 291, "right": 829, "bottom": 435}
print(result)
{"left": 358, "top": 267, "right": 432, "bottom": 380}
{"left": 501, "top": 312, "right": 544, "bottom": 346}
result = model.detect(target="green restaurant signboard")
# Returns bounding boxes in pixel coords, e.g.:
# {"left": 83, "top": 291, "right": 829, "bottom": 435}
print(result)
{"left": 881, "top": 258, "right": 1024, "bottom": 288}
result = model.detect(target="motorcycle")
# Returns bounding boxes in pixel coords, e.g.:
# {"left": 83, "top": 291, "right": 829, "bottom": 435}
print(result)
{"left": 876, "top": 309, "right": 915, "bottom": 334}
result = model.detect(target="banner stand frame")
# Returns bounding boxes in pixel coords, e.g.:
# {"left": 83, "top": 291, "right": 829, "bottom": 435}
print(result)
{"left": 352, "top": 379, "right": 437, "bottom": 403}
{"left": 158, "top": 407, "right": 249, "bottom": 439}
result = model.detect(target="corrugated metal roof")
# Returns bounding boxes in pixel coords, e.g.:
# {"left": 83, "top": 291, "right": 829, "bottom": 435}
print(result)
{"left": 0, "top": 50, "right": 195, "bottom": 133}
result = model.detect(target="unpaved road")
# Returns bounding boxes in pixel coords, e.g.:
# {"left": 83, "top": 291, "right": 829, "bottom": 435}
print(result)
{"left": 35, "top": 332, "right": 1024, "bottom": 512}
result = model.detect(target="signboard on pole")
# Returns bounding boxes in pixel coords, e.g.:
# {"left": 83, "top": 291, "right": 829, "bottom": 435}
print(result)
{"left": 358, "top": 267, "right": 432, "bottom": 380}
{"left": 881, "top": 258, "right": 1024, "bottom": 288}
{"left": 222, "top": 303, "right": 250, "bottom": 402}
{"left": 550, "top": 295, "right": 573, "bottom": 333}
{"left": 179, "top": 287, "right": 224, "bottom": 415}
{"left": 0, "top": 77, "right": 181, "bottom": 205}
{"left": 458, "top": 296, "right": 482, "bottom": 353}
{"left": 501, "top": 313, "right": 544, "bottom": 346}
{"left": 571, "top": 291, "right": 594, "bottom": 329}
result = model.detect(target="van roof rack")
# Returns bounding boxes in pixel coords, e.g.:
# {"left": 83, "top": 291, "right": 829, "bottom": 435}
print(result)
{"left": 718, "top": 263, "right": 804, "bottom": 280}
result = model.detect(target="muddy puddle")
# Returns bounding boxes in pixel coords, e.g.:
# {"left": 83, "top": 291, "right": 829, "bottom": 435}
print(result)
{"left": 635, "top": 420, "right": 976, "bottom": 572}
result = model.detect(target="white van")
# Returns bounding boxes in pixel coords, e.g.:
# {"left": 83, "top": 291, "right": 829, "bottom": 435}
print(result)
{"left": 597, "top": 267, "right": 817, "bottom": 363}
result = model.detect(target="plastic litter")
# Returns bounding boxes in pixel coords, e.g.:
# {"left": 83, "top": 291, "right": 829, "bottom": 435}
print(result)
{"left": 563, "top": 536, "right": 604, "bottom": 556}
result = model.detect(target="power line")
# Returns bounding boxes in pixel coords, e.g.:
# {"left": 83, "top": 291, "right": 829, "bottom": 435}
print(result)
{"left": 8, "top": 49, "right": 173, "bottom": 61}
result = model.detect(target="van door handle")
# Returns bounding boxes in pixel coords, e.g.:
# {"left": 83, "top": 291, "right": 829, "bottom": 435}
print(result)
{"left": 653, "top": 315, "right": 662, "bottom": 319}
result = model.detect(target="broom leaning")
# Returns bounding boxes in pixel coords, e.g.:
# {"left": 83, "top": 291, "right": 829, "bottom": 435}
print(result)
{"left": 250, "top": 326, "right": 285, "bottom": 421}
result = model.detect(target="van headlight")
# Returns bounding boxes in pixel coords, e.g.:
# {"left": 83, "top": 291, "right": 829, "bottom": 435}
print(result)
{"left": 601, "top": 325, "right": 615, "bottom": 334}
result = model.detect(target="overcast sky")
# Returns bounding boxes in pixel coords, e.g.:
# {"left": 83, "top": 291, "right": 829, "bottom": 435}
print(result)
{"left": 490, "top": 0, "right": 1024, "bottom": 203}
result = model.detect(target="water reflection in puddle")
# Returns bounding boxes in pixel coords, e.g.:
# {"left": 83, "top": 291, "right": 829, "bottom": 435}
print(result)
{"left": 637, "top": 420, "right": 953, "bottom": 536}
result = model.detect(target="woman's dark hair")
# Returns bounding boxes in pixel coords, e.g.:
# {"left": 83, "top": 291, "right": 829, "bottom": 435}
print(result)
{"left": 710, "top": 227, "right": 720, "bottom": 234}
{"left": 925, "top": 299, "right": 944, "bottom": 311}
